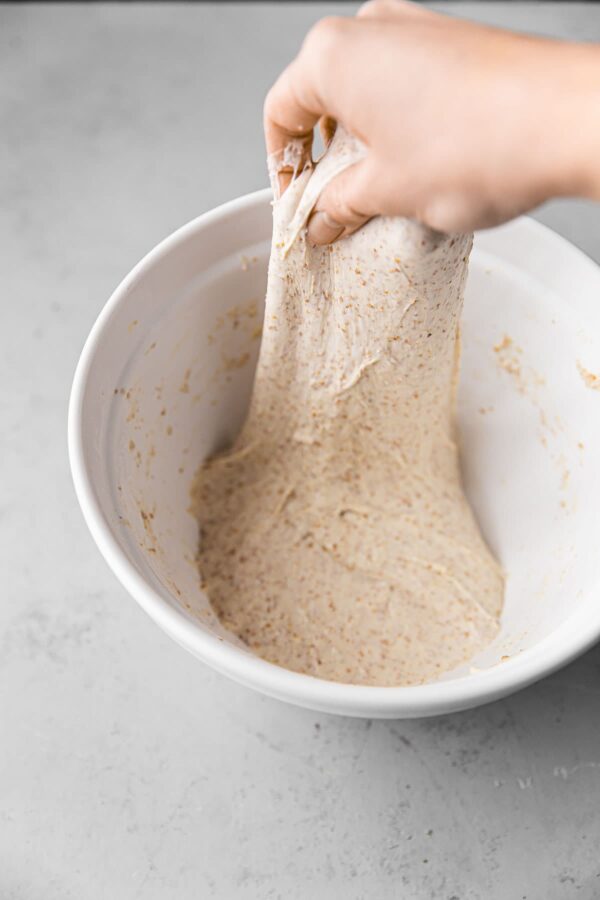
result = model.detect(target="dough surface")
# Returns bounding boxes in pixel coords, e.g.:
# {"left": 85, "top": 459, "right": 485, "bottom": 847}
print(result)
{"left": 192, "top": 131, "right": 504, "bottom": 686}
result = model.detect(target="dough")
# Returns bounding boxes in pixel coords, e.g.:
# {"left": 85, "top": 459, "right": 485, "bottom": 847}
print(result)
{"left": 192, "top": 130, "right": 504, "bottom": 687}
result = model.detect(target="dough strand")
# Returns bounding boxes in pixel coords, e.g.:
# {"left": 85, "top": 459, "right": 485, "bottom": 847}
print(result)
{"left": 192, "top": 129, "right": 504, "bottom": 686}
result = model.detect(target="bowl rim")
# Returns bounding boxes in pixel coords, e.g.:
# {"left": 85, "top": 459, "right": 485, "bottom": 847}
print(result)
{"left": 68, "top": 188, "right": 600, "bottom": 717}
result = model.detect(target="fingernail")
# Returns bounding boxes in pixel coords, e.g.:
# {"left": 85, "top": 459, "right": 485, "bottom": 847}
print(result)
{"left": 307, "top": 211, "right": 344, "bottom": 245}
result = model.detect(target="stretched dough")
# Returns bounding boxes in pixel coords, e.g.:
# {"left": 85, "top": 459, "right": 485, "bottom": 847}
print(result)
{"left": 192, "top": 130, "right": 504, "bottom": 686}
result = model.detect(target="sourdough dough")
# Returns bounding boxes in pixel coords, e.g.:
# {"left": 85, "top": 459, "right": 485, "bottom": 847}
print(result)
{"left": 192, "top": 130, "right": 504, "bottom": 687}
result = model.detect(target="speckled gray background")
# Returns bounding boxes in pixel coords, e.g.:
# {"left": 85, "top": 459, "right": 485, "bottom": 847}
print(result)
{"left": 2, "top": 3, "right": 600, "bottom": 898}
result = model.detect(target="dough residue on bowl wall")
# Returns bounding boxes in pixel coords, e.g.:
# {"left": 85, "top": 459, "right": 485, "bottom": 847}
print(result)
{"left": 191, "top": 130, "right": 504, "bottom": 687}
{"left": 577, "top": 360, "right": 600, "bottom": 391}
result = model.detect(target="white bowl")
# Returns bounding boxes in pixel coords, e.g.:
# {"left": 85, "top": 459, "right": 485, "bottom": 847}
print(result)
{"left": 69, "top": 189, "right": 600, "bottom": 718}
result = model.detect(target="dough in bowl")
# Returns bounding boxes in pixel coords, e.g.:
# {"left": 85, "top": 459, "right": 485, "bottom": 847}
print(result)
{"left": 192, "top": 130, "right": 504, "bottom": 686}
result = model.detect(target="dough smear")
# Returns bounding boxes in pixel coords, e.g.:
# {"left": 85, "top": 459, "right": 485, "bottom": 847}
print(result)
{"left": 192, "top": 130, "right": 504, "bottom": 686}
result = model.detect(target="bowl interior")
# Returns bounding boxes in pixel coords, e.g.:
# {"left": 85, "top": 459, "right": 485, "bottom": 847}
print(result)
{"left": 77, "top": 194, "right": 600, "bottom": 686}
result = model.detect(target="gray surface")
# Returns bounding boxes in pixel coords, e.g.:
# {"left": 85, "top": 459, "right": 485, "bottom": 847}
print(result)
{"left": 2, "top": 3, "right": 600, "bottom": 898}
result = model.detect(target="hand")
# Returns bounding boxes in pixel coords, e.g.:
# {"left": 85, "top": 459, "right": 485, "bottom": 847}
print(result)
{"left": 264, "top": 0, "right": 600, "bottom": 243}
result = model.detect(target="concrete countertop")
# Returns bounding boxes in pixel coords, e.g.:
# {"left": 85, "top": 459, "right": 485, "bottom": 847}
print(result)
{"left": 2, "top": 3, "right": 600, "bottom": 897}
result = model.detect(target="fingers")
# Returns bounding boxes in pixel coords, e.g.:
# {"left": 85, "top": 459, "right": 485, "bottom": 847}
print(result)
{"left": 264, "top": 17, "right": 352, "bottom": 194}
{"left": 307, "top": 157, "right": 394, "bottom": 245}
{"left": 419, "top": 191, "right": 524, "bottom": 234}
{"left": 263, "top": 64, "right": 319, "bottom": 194}
{"left": 307, "top": 211, "right": 346, "bottom": 245}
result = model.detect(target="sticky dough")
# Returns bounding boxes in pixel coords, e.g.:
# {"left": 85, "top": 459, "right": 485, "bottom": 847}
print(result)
{"left": 192, "top": 129, "right": 504, "bottom": 687}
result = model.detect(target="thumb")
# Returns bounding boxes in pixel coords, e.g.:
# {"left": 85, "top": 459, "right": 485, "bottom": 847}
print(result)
{"left": 307, "top": 157, "right": 386, "bottom": 245}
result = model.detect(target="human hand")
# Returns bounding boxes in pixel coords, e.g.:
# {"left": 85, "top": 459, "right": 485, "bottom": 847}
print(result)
{"left": 264, "top": 0, "right": 600, "bottom": 243}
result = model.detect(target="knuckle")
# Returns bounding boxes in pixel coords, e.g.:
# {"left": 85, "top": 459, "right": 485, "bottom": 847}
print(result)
{"left": 263, "top": 83, "right": 280, "bottom": 122}
{"left": 305, "top": 16, "right": 347, "bottom": 55}
{"left": 263, "top": 86, "right": 275, "bottom": 119}
{"left": 330, "top": 194, "right": 367, "bottom": 226}
{"left": 357, "top": 0, "right": 386, "bottom": 18}
{"left": 263, "top": 67, "right": 296, "bottom": 127}
{"left": 358, "top": 0, "right": 410, "bottom": 19}
{"left": 342, "top": 202, "right": 366, "bottom": 225}
{"left": 420, "top": 195, "right": 460, "bottom": 234}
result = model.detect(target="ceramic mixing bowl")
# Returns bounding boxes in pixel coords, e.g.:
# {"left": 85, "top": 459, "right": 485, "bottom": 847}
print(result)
{"left": 69, "top": 189, "right": 600, "bottom": 717}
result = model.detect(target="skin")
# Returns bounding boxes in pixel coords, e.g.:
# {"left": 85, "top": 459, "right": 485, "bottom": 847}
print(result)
{"left": 264, "top": 0, "right": 600, "bottom": 244}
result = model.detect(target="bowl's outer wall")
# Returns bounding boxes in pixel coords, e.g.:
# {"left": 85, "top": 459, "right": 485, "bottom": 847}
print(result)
{"left": 70, "top": 191, "right": 600, "bottom": 717}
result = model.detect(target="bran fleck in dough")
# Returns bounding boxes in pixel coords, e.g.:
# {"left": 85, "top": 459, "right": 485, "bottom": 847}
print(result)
{"left": 192, "top": 130, "right": 504, "bottom": 686}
